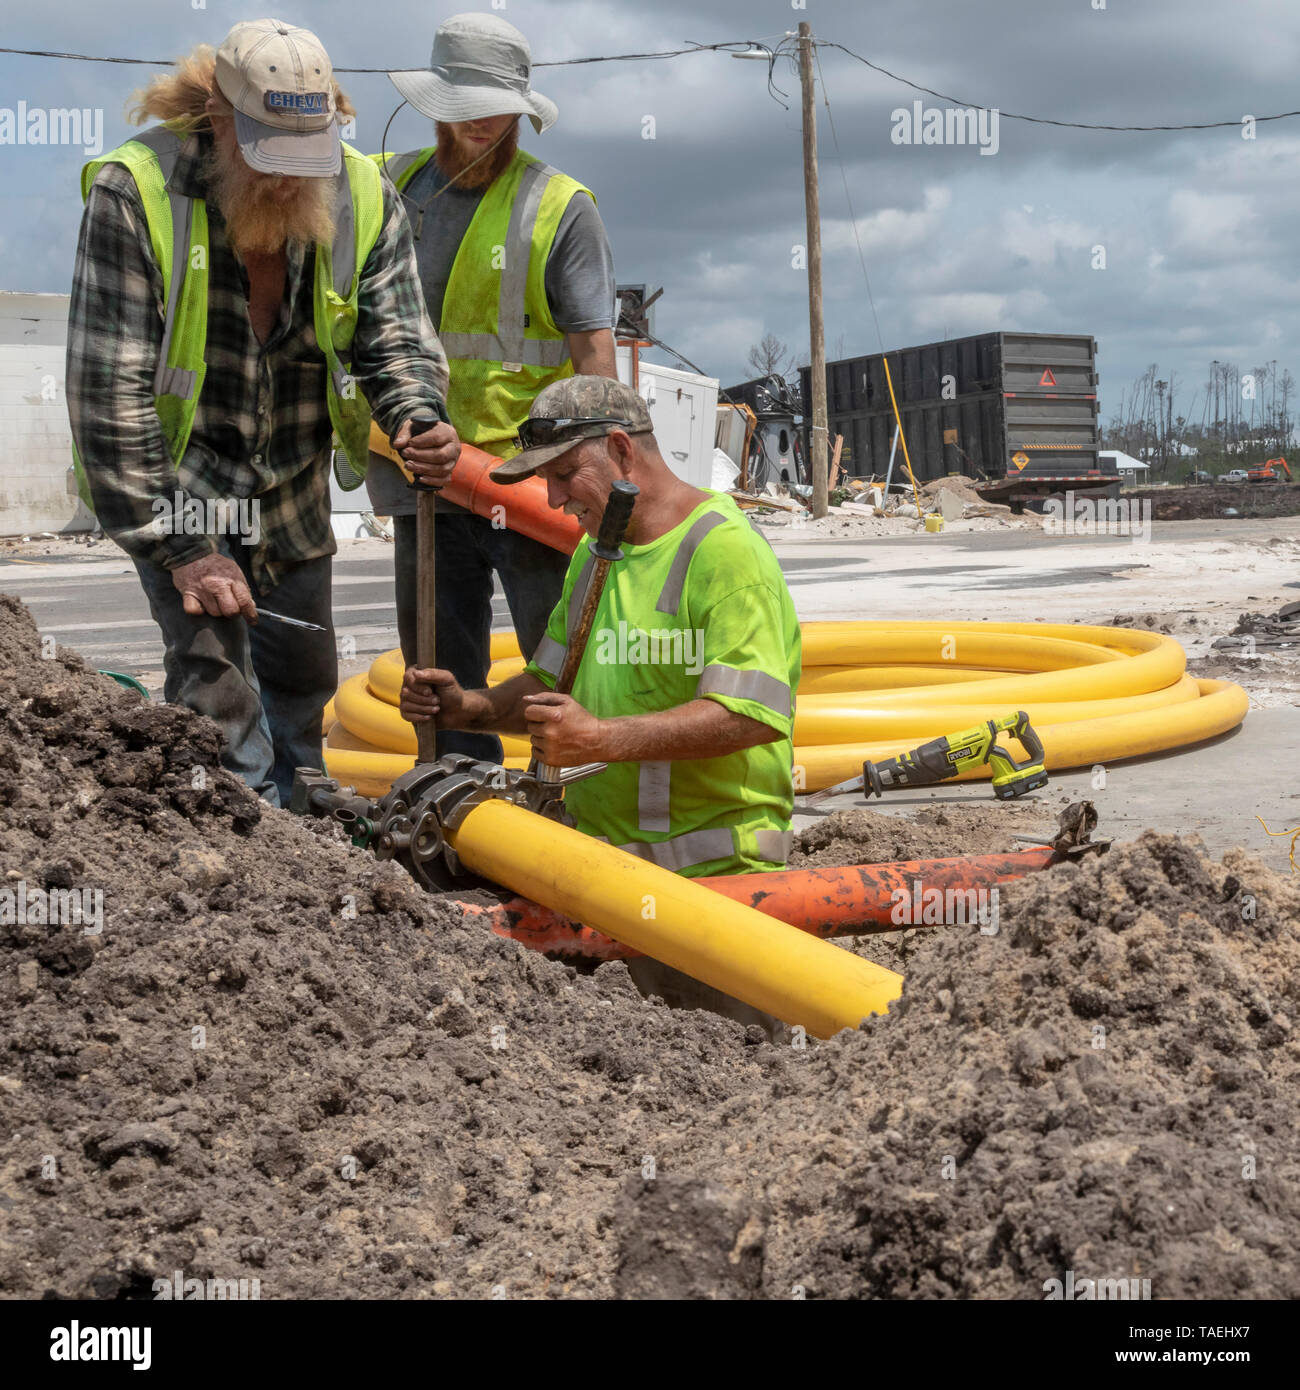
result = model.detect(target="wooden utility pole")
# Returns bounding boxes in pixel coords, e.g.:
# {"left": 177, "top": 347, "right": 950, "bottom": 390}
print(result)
{"left": 797, "top": 22, "right": 829, "bottom": 519}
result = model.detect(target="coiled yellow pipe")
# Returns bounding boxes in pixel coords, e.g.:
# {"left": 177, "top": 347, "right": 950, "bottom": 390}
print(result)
{"left": 324, "top": 622, "right": 1248, "bottom": 795}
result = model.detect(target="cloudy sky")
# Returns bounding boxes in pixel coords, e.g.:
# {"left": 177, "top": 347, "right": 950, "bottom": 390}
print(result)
{"left": 3, "top": 0, "right": 1298, "bottom": 425}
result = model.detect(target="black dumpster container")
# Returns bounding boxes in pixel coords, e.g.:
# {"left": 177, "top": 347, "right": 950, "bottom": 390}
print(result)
{"left": 798, "top": 332, "right": 1111, "bottom": 490}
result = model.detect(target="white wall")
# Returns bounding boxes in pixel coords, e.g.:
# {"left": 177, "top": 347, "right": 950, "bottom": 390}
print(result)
{"left": 0, "top": 292, "right": 92, "bottom": 536}
{"left": 616, "top": 346, "right": 719, "bottom": 489}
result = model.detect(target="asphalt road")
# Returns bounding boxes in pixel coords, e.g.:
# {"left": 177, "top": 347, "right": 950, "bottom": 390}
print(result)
{"left": 2, "top": 518, "right": 1295, "bottom": 683}
{"left": 4, "top": 522, "right": 1297, "bottom": 869}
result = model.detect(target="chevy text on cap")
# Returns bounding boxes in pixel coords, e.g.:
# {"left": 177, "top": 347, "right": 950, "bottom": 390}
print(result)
{"left": 264, "top": 91, "right": 329, "bottom": 113}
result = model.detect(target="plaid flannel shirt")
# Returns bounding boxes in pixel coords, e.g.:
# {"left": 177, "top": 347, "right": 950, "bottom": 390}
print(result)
{"left": 66, "top": 128, "right": 448, "bottom": 590}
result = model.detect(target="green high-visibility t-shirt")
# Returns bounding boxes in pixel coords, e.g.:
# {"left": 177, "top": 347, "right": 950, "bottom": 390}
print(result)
{"left": 524, "top": 491, "right": 802, "bottom": 878}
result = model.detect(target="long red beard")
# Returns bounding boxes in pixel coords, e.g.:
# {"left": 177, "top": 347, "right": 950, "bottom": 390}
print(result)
{"left": 204, "top": 139, "right": 336, "bottom": 255}
{"left": 434, "top": 120, "right": 519, "bottom": 190}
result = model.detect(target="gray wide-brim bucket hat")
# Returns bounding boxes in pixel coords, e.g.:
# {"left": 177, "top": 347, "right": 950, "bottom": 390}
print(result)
{"left": 389, "top": 13, "right": 558, "bottom": 134}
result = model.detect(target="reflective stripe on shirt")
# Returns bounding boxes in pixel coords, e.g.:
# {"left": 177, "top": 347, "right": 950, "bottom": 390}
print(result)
{"left": 697, "top": 664, "right": 792, "bottom": 719}
{"left": 599, "top": 824, "right": 793, "bottom": 872}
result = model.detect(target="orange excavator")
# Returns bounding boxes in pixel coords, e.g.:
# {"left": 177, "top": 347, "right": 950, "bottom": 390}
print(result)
{"left": 1248, "top": 457, "right": 1293, "bottom": 483}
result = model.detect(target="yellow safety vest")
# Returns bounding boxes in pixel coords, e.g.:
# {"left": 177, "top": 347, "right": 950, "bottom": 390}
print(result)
{"left": 374, "top": 146, "right": 592, "bottom": 456}
{"left": 73, "top": 125, "right": 385, "bottom": 506}
{"left": 527, "top": 493, "right": 800, "bottom": 876}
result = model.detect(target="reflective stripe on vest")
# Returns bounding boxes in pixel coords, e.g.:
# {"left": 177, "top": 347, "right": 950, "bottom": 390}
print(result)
{"left": 754, "top": 829, "right": 794, "bottom": 864}
{"left": 532, "top": 551, "right": 596, "bottom": 679}
{"left": 531, "top": 634, "right": 565, "bottom": 679}
{"left": 637, "top": 761, "right": 673, "bottom": 835}
{"left": 378, "top": 148, "right": 436, "bottom": 189}
{"left": 598, "top": 825, "right": 792, "bottom": 872}
{"left": 656, "top": 511, "right": 728, "bottom": 615}
{"left": 437, "top": 332, "right": 569, "bottom": 369}
{"left": 128, "top": 129, "right": 200, "bottom": 403}
{"left": 74, "top": 129, "right": 384, "bottom": 508}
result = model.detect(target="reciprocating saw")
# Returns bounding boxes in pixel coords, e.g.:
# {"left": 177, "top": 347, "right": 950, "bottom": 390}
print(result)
{"left": 803, "top": 710, "right": 1049, "bottom": 804}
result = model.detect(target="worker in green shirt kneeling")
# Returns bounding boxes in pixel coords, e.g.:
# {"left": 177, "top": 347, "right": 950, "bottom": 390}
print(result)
{"left": 400, "top": 375, "right": 802, "bottom": 1033}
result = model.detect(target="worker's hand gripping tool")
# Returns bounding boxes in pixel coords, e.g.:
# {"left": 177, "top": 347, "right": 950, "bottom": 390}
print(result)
{"left": 531, "top": 479, "right": 639, "bottom": 783}
{"left": 399, "top": 408, "right": 451, "bottom": 764}
{"left": 289, "top": 480, "right": 641, "bottom": 889}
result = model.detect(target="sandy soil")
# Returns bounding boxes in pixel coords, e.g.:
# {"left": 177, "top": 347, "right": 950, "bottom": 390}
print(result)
{"left": 3, "top": 591, "right": 1299, "bottom": 1300}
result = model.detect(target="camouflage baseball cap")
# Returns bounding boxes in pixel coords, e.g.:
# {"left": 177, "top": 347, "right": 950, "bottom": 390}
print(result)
{"left": 490, "top": 375, "right": 654, "bottom": 484}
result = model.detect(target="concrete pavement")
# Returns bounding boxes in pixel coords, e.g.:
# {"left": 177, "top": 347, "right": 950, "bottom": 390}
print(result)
{"left": 3, "top": 520, "right": 1296, "bottom": 870}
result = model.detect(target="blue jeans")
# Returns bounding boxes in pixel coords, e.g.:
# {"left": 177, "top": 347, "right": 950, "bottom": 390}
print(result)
{"left": 393, "top": 510, "right": 569, "bottom": 762}
{"left": 134, "top": 543, "right": 336, "bottom": 807}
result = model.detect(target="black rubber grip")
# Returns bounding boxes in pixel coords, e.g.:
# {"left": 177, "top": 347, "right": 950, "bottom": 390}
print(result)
{"left": 592, "top": 480, "right": 639, "bottom": 560}
{"left": 401, "top": 409, "right": 448, "bottom": 492}
{"left": 1008, "top": 710, "right": 1046, "bottom": 767}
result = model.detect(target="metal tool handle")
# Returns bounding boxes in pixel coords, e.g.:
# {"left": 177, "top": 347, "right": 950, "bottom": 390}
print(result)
{"left": 533, "top": 480, "right": 639, "bottom": 781}
{"left": 554, "top": 480, "right": 639, "bottom": 697}
{"left": 400, "top": 411, "right": 447, "bottom": 764}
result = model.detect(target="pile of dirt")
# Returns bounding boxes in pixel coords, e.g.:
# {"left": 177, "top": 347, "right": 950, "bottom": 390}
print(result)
{"left": 919, "top": 474, "right": 985, "bottom": 505}
{"left": 3, "top": 591, "right": 1299, "bottom": 1300}
{"left": 0, "top": 594, "right": 765, "bottom": 1299}
{"left": 789, "top": 802, "right": 1048, "bottom": 867}
{"left": 655, "top": 832, "right": 1300, "bottom": 1299}
{"left": 1128, "top": 484, "right": 1300, "bottom": 522}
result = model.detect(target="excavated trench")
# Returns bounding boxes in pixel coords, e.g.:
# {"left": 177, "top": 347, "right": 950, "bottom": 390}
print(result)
{"left": 1, "top": 593, "right": 1297, "bottom": 1299}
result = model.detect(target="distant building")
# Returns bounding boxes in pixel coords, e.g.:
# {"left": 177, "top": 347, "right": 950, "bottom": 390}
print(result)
{"left": 1139, "top": 441, "right": 1198, "bottom": 459}
{"left": 0, "top": 291, "right": 90, "bottom": 535}
{"left": 1100, "top": 449, "right": 1150, "bottom": 486}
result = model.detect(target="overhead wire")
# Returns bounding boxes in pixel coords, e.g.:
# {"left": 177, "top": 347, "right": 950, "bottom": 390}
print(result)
{"left": 3, "top": 36, "right": 1296, "bottom": 130}
{"left": 819, "top": 40, "right": 1300, "bottom": 131}
{"left": 0, "top": 40, "right": 783, "bottom": 76}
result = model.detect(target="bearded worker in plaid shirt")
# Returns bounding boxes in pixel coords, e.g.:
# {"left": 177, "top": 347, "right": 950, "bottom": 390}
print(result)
{"left": 67, "top": 19, "right": 459, "bottom": 806}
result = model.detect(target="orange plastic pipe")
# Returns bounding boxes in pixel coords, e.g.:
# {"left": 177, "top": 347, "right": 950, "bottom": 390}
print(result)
{"left": 369, "top": 423, "right": 582, "bottom": 553}
{"left": 454, "top": 848, "right": 1055, "bottom": 960}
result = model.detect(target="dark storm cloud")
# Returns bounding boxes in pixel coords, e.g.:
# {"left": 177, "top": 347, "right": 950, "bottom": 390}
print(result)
{"left": 3, "top": 0, "right": 1296, "bottom": 420}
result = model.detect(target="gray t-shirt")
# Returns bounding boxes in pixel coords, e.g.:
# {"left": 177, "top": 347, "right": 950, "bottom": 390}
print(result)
{"left": 366, "top": 152, "right": 617, "bottom": 517}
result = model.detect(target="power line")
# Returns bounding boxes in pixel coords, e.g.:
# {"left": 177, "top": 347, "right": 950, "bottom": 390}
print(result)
{"left": 821, "top": 40, "right": 1300, "bottom": 131}
{"left": 0, "top": 41, "right": 764, "bottom": 73}
{"left": 3, "top": 36, "right": 1297, "bottom": 132}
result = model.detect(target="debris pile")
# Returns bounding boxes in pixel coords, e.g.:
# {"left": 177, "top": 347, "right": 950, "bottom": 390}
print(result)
{"left": 1215, "top": 599, "right": 1300, "bottom": 653}
{"left": 745, "top": 473, "right": 1025, "bottom": 539}
{"left": 3, "top": 592, "right": 1298, "bottom": 1299}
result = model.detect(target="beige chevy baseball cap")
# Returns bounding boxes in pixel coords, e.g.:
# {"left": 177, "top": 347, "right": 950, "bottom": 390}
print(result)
{"left": 215, "top": 18, "right": 341, "bottom": 176}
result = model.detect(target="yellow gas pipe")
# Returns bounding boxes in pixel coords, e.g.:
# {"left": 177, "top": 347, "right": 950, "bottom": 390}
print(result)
{"left": 444, "top": 797, "right": 902, "bottom": 1039}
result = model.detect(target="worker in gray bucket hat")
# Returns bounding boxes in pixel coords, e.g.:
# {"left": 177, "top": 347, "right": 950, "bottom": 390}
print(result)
{"left": 389, "top": 11, "right": 559, "bottom": 134}
{"left": 365, "top": 12, "right": 619, "bottom": 769}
